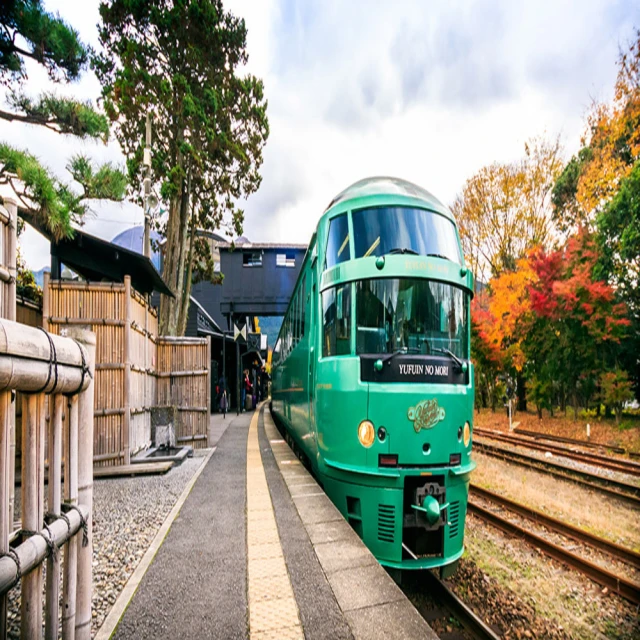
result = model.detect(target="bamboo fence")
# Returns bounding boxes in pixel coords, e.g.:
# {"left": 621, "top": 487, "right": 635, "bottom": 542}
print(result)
{"left": 0, "top": 319, "right": 96, "bottom": 640}
{"left": 44, "top": 275, "right": 211, "bottom": 464}
{"left": 0, "top": 199, "right": 17, "bottom": 566}
{"left": 16, "top": 298, "right": 41, "bottom": 329}
{"left": 156, "top": 336, "right": 211, "bottom": 449}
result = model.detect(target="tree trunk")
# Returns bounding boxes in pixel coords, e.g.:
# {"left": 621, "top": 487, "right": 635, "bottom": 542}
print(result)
{"left": 537, "top": 405, "right": 542, "bottom": 419}
{"left": 177, "top": 210, "right": 197, "bottom": 335}
{"left": 159, "top": 170, "right": 191, "bottom": 336}
{"left": 516, "top": 372, "right": 527, "bottom": 411}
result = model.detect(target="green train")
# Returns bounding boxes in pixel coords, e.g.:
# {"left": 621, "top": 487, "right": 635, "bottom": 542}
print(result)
{"left": 271, "top": 177, "right": 475, "bottom": 575}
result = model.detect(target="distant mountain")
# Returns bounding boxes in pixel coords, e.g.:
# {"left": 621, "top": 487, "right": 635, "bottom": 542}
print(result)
{"left": 33, "top": 266, "right": 50, "bottom": 288}
{"left": 256, "top": 316, "right": 283, "bottom": 347}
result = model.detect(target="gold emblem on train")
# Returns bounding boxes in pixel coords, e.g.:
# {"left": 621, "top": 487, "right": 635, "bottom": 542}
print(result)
{"left": 408, "top": 399, "right": 445, "bottom": 432}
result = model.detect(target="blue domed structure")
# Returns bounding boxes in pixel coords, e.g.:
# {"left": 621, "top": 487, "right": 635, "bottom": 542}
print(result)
{"left": 111, "top": 226, "right": 162, "bottom": 271}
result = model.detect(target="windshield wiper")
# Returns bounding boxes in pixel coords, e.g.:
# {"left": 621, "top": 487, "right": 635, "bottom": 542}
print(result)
{"left": 424, "top": 253, "right": 452, "bottom": 261}
{"left": 433, "top": 347, "right": 465, "bottom": 369}
{"left": 387, "top": 247, "right": 419, "bottom": 255}
{"left": 379, "top": 346, "right": 420, "bottom": 364}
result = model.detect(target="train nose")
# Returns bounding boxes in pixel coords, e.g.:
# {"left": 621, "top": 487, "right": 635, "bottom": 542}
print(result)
{"left": 367, "top": 388, "right": 469, "bottom": 466}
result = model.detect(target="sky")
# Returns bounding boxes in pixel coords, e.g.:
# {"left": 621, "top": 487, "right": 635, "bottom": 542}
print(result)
{"left": 4, "top": 0, "right": 639, "bottom": 270}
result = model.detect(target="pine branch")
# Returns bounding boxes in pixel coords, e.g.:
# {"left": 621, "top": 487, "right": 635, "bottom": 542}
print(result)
{"left": 0, "top": 0, "right": 88, "bottom": 84}
{"left": 2, "top": 92, "right": 109, "bottom": 140}
{"left": 0, "top": 143, "right": 127, "bottom": 240}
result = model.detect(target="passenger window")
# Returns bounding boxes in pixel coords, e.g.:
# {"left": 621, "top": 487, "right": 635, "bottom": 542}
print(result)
{"left": 322, "top": 283, "right": 351, "bottom": 356}
{"left": 325, "top": 214, "right": 350, "bottom": 269}
{"left": 300, "top": 279, "right": 306, "bottom": 338}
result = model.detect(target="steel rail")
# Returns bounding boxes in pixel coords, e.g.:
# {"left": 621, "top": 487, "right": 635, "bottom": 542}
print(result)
{"left": 473, "top": 441, "right": 640, "bottom": 501}
{"left": 476, "top": 428, "right": 640, "bottom": 474}
{"left": 470, "top": 484, "right": 640, "bottom": 570}
{"left": 512, "top": 428, "right": 628, "bottom": 454}
{"left": 475, "top": 428, "right": 640, "bottom": 477}
{"left": 468, "top": 501, "right": 640, "bottom": 605}
{"left": 421, "top": 570, "right": 502, "bottom": 640}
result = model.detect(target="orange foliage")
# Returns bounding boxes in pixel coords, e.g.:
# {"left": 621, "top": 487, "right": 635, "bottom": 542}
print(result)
{"left": 576, "top": 32, "right": 640, "bottom": 217}
{"left": 472, "top": 257, "right": 537, "bottom": 371}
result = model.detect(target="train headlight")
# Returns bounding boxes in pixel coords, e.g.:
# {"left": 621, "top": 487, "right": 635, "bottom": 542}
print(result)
{"left": 358, "top": 420, "right": 375, "bottom": 448}
{"left": 463, "top": 421, "right": 471, "bottom": 447}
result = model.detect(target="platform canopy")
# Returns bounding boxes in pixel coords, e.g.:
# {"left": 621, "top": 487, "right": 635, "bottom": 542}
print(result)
{"left": 49, "top": 227, "right": 173, "bottom": 297}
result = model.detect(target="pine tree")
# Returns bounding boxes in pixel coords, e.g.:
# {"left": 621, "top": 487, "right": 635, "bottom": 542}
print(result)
{"left": 0, "top": 0, "right": 126, "bottom": 239}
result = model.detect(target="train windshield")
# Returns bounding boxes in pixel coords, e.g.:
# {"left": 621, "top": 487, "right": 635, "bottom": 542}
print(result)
{"left": 355, "top": 278, "right": 469, "bottom": 359}
{"left": 352, "top": 207, "right": 461, "bottom": 263}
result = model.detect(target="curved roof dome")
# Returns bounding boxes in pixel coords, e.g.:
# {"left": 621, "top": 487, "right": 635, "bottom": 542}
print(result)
{"left": 111, "top": 226, "right": 162, "bottom": 271}
{"left": 325, "top": 176, "right": 446, "bottom": 213}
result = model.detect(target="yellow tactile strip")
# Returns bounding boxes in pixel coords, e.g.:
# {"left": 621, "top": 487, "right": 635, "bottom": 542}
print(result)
{"left": 247, "top": 406, "right": 304, "bottom": 639}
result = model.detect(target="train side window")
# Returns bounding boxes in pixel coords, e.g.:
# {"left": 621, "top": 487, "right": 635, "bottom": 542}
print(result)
{"left": 322, "top": 283, "right": 351, "bottom": 356}
{"left": 300, "top": 279, "right": 306, "bottom": 338}
{"left": 325, "top": 214, "right": 350, "bottom": 270}
{"left": 296, "top": 291, "right": 301, "bottom": 344}
{"left": 273, "top": 338, "right": 281, "bottom": 365}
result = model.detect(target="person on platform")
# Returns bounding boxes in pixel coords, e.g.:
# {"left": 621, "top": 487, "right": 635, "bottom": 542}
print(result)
{"left": 242, "top": 369, "right": 252, "bottom": 411}
{"left": 218, "top": 374, "right": 227, "bottom": 417}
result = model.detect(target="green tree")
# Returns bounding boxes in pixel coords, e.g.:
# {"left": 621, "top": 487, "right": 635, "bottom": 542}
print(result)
{"left": 0, "top": 0, "right": 126, "bottom": 240}
{"left": 597, "top": 162, "right": 640, "bottom": 397}
{"left": 599, "top": 369, "right": 634, "bottom": 426}
{"left": 95, "top": 0, "right": 269, "bottom": 335}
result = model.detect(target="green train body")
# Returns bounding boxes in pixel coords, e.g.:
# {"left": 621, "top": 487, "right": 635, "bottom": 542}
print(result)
{"left": 271, "top": 177, "right": 475, "bottom": 572}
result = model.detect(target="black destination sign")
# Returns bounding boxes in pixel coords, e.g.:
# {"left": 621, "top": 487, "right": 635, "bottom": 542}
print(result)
{"left": 360, "top": 355, "right": 468, "bottom": 384}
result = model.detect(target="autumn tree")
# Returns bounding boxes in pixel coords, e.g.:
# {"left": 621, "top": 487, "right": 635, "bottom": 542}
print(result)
{"left": 470, "top": 257, "right": 536, "bottom": 410}
{"left": 553, "top": 31, "right": 640, "bottom": 231}
{"left": 527, "top": 230, "right": 630, "bottom": 417}
{"left": 0, "top": 1, "right": 125, "bottom": 239}
{"left": 453, "top": 136, "right": 563, "bottom": 283}
{"left": 96, "top": 0, "right": 269, "bottom": 335}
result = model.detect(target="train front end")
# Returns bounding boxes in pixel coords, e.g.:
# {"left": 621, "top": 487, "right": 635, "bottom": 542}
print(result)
{"left": 314, "top": 178, "right": 475, "bottom": 574}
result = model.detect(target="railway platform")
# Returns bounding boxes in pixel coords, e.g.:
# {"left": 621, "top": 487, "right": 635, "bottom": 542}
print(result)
{"left": 105, "top": 404, "right": 437, "bottom": 639}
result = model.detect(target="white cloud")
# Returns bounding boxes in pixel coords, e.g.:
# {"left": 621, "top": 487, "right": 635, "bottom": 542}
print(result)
{"left": 5, "top": 0, "right": 640, "bottom": 271}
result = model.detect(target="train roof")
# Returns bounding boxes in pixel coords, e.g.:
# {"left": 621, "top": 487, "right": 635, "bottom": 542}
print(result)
{"left": 324, "top": 176, "right": 453, "bottom": 221}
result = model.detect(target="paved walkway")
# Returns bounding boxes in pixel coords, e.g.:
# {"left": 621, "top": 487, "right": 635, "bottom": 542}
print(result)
{"left": 111, "top": 406, "right": 436, "bottom": 639}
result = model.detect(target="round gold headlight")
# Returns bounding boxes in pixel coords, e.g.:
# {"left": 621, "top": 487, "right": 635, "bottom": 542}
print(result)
{"left": 463, "top": 421, "right": 471, "bottom": 447}
{"left": 358, "top": 420, "right": 375, "bottom": 448}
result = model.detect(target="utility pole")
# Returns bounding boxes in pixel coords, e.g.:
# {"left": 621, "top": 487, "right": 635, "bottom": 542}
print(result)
{"left": 143, "top": 113, "right": 152, "bottom": 258}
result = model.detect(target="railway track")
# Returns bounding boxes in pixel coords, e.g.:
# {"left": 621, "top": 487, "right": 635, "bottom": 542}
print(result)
{"left": 473, "top": 440, "right": 640, "bottom": 507}
{"left": 418, "top": 570, "right": 502, "bottom": 640}
{"left": 475, "top": 428, "right": 640, "bottom": 477}
{"left": 468, "top": 492, "right": 640, "bottom": 605}
{"left": 512, "top": 427, "right": 634, "bottom": 455}
{"left": 470, "top": 484, "right": 640, "bottom": 569}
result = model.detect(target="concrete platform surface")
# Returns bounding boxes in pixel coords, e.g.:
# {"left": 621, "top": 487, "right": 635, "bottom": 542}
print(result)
{"left": 107, "top": 404, "right": 437, "bottom": 639}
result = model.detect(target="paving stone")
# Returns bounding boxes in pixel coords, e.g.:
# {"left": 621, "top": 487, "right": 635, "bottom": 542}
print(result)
{"left": 327, "top": 563, "right": 406, "bottom": 611}
{"left": 345, "top": 600, "right": 438, "bottom": 640}
{"left": 313, "top": 537, "right": 378, "bottom": 574}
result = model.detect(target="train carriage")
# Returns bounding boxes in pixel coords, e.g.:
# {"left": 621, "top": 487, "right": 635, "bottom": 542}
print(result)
{"left": 271, "top": 177, "right": 475, "bottom": 574}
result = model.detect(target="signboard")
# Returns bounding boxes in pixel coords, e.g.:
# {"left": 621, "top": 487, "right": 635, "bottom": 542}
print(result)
{"left": 360, "top": 355, "right": 468, "bottom": 385}
{"left": 234, "top": 323, "right": 247, "bottom": 342}
{"left": 246, "top": 332, "right": 261, "bottom": 351}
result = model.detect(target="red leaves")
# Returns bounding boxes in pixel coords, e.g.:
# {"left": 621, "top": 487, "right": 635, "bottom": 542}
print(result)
{"left": 526, "top": 229, "right": 628, "bottom": 342}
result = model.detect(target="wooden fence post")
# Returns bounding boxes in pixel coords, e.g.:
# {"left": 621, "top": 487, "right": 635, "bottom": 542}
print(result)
{"left": 123, "top": 276, "right": 131, "bottom": 465}
{"left": 42, "top": 271, "right": 50, "bottom": 332}
{"left": 21, "top": 393, "right": 43, "bottom": 639}
{"left": 62, "top": 395, "right": 78, "bottom": 639}
{"left": 5, "top": 199, "right": 17, "bottom": 556}
{"left": 70, "top": 327, "right": 95, "bottom": 640}
{"left": 207, "top": 335, "right": 212, "bottom": 427}
{"left": 45, "top": 394, "right": 64, "bottom": 640}
{"left": 0, "top": 390, "right": 11, "bottom": 637}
